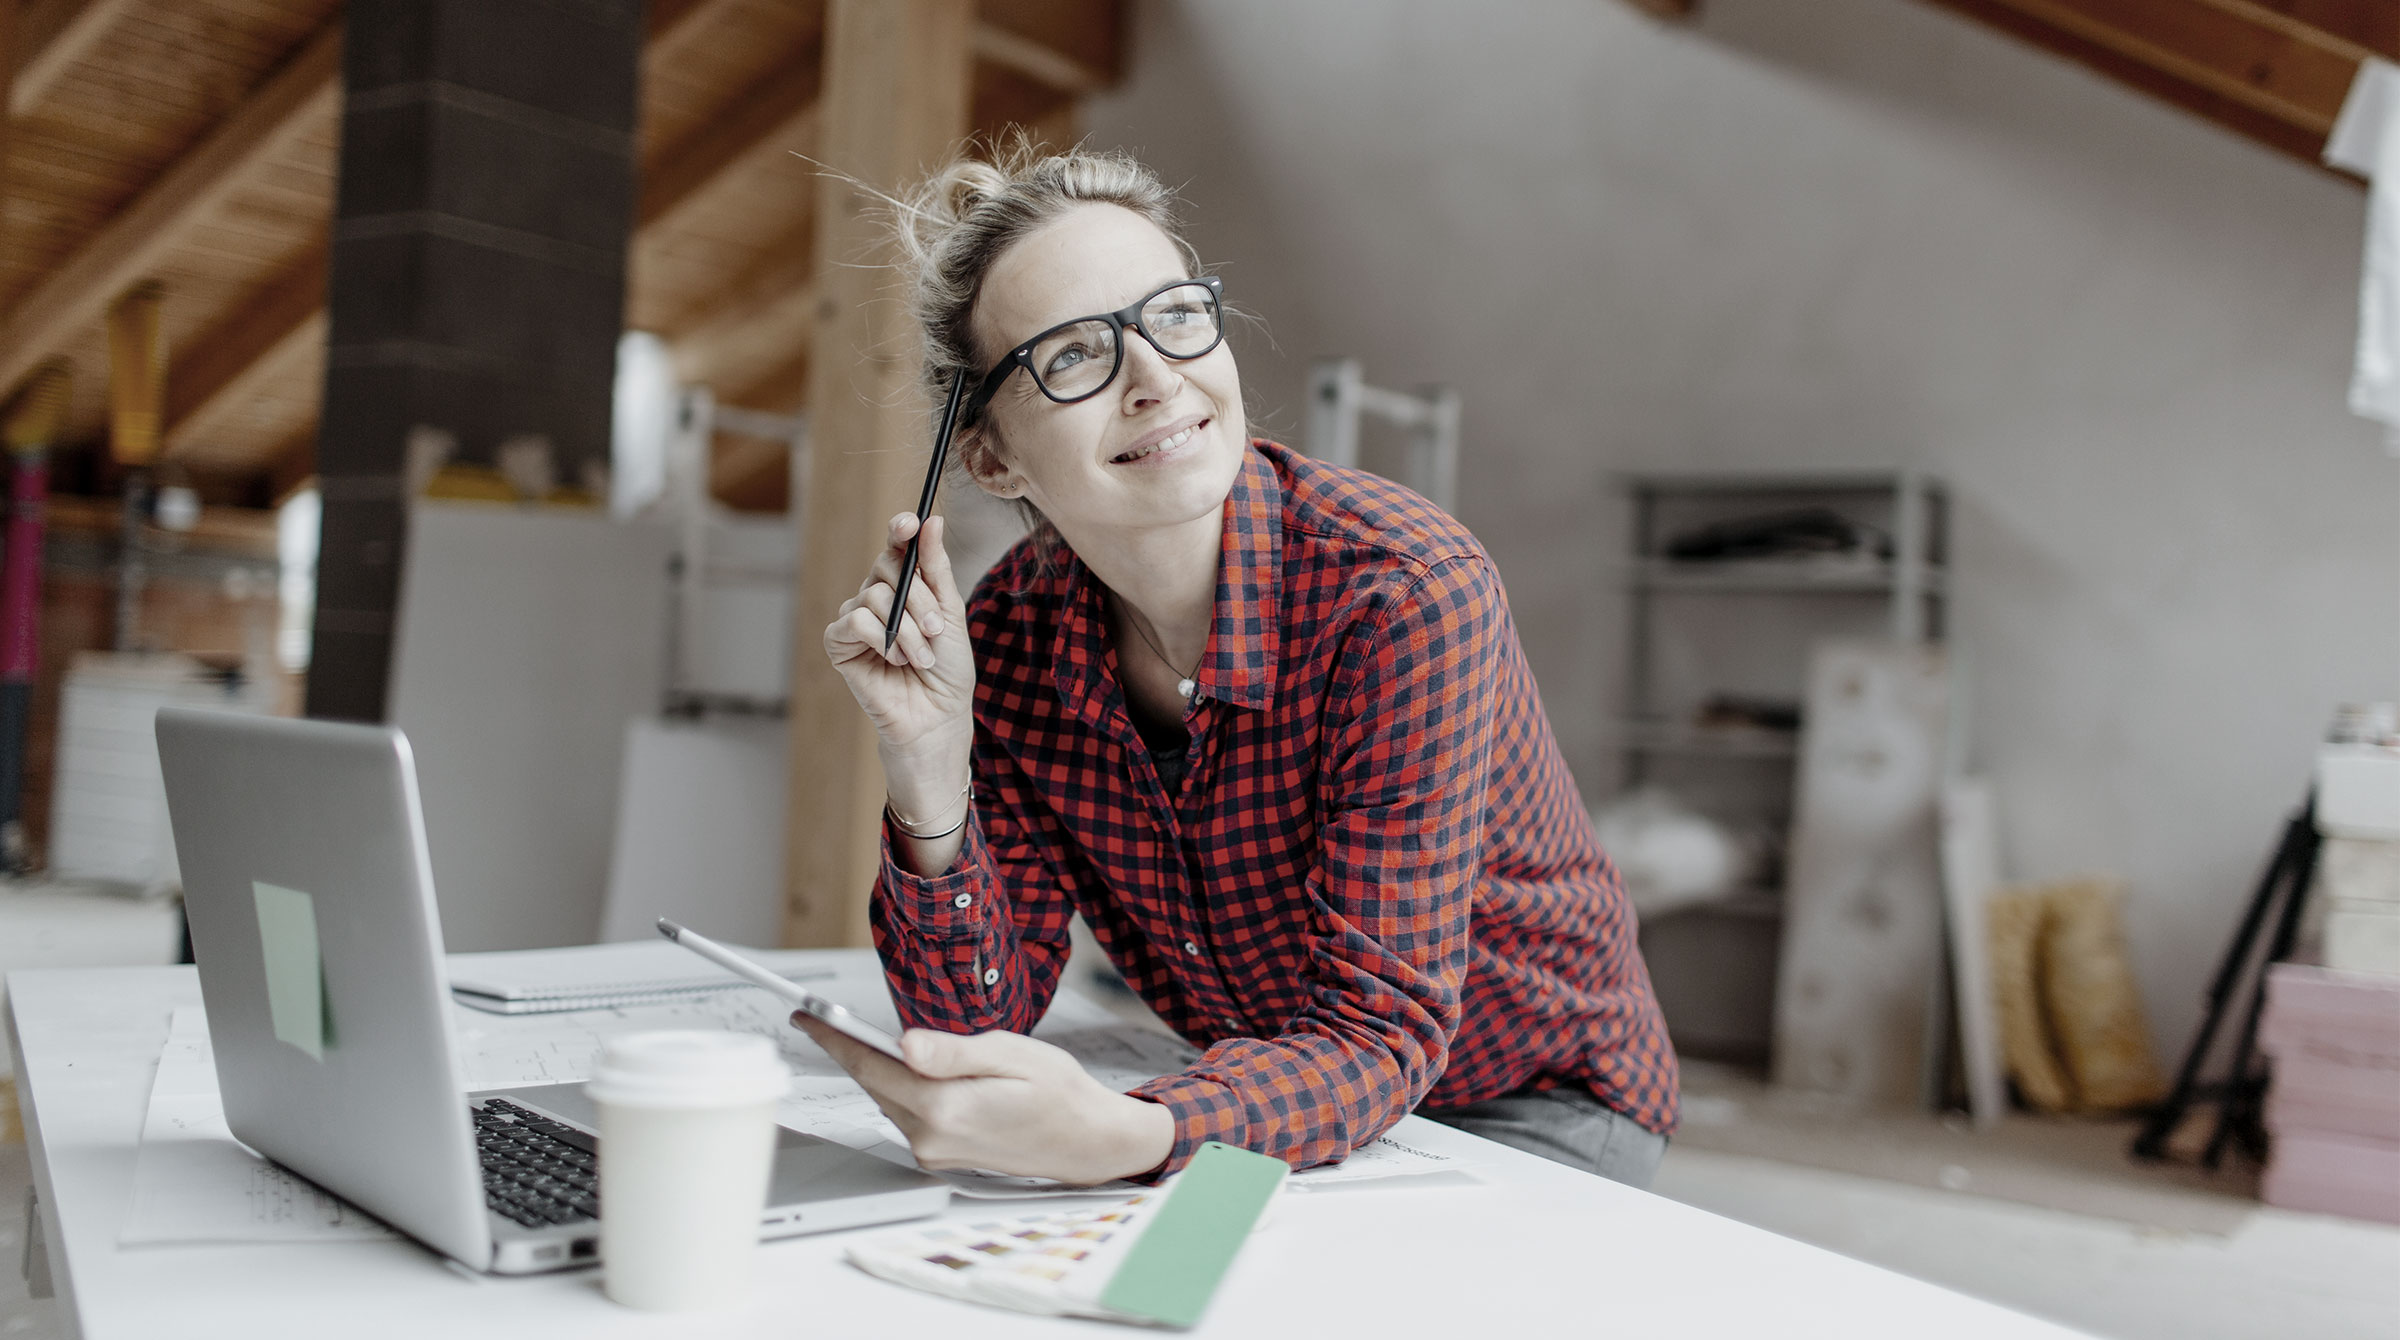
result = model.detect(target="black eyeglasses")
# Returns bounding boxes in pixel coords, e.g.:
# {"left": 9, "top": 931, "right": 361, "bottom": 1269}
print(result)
{"left": 962, "top": 276, "right": 1224, "bottom": 423}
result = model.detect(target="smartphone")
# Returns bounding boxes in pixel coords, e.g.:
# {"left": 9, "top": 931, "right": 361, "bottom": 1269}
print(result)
{"left": 655, "top": 919, "right": 910, "bottom": 1064}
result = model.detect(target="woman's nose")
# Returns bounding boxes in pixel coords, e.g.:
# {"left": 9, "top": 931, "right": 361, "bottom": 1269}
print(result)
{"left": 1118, "top": 330, "right": 1182, "bottom": 409}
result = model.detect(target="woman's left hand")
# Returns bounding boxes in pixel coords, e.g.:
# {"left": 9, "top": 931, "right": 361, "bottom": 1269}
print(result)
{"left": 791, "top": 1016, "right": 1176, "bottom": 1185}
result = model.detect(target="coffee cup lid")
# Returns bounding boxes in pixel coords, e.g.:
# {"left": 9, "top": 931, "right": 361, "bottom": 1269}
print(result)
{"left": 585, "top": 1030, "right": 790, "bottom": 1109}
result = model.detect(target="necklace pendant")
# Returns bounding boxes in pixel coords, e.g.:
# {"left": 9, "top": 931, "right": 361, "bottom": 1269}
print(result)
{"left": 1176, "top": 677, "right": 1196, "bottom": 699}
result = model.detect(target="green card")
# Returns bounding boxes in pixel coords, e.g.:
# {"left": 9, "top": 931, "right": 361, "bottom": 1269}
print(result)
{"left": 251, "top": 881, "right": 331, "bottom": 1060}
{"left": 1100, "top": 1141, "right": 1287, "bottom": 1329}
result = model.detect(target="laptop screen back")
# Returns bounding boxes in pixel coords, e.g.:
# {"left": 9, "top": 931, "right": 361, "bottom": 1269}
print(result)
{"left": 156, "top": 708, "right": 491, "bottom": 1268}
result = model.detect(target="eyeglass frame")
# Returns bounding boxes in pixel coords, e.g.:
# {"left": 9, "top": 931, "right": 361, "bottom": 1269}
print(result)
{"left": 960, "top": 275, "right": 1225, "bottom": 425}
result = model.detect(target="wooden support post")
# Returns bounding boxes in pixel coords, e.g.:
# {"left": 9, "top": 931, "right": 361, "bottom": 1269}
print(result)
{"left": 106, "top": 282, "right": 165, "bottom": 469}
{"left": 782, "top": 0, "right": 972, "bottom": 948}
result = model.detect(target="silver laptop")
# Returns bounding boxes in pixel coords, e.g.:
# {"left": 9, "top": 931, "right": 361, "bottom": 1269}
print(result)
{"left": 155, "top": 708, "right": 948, "bottom": 1275}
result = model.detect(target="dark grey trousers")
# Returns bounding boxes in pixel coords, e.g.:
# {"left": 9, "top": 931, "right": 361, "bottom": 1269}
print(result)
{"left": 1420, "top": 1086, "right": 1668, "bottom": 1189}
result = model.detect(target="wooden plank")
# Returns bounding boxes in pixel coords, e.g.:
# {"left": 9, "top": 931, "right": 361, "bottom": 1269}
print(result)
{"left": 8, "top": 0, "right": 138, "bottom": 116}
{"left": 1932, "top": 0, "right": 2358, "bottom": 135}
{"left": 668, "top": 214, "right": 818, "bottom": 386}
{"left": 972, "top": 19, "right": 1105, "bottom": 94}
{"left": 1, "top": 2, "right": 15, "bottom": 277}
{"left": 2212, "top": 0, "right": 2398, "bottom": 59}
{"left": 977, "top": 0, "right": 1121, "bottom": 87}
{"left": 637, "top": 36, "right": 825, "bottom": 232}
{"left": 0, "top": 20, "right": 339, "bottom": 402}
{"left": 1920, "top": 0, "right": 2361, "bottom": 172}
{"left": 105, "top": 279, "right": 163, "bottom": 465}
{"left": 2190, "top": 0, "right": 2391, "bottom": 60}
{"left": 161, "top": 249, "right": 326, "bottom": 456}
{"left": 783, "top": 0, "right": 972, "bottom": 949}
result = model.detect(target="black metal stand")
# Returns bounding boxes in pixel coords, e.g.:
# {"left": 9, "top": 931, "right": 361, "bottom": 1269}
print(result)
{"left": 2130, "top": 795, "right": 2320, "bottom": 1167}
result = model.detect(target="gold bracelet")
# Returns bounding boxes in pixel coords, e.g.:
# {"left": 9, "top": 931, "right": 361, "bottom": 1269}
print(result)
{"left": 886, "top": 783, "right": 972, "bottom": 840}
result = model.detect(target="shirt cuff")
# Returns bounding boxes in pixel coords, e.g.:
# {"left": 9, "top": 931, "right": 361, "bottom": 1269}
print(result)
{"left": 876, "top": 815, "right": 993, "bottom": 939}
{"left": 1125, "top": 1072, "right": 1250, "bottom": 1179}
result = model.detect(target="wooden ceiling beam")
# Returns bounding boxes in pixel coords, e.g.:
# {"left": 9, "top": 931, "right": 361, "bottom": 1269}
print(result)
{"left": 666, "top": 215, "right": 818, "bottom": 380}
{"left": 0, "top": 20, "right": 340, "bottom": 400}
{"left": 2200, "top": 0, "right": 2397, "bottom": 59}
{"left": 973, "top": 20, "right": 1106, "bottom": 94}
{"left": 1959, "top": 0, "right": 2356, "bottom": 135}
{"left": 642, "top": 0, "right": 754, "bottom": 87}
{"left": 8, "top": 0, "right": 139, "bottom": 117}
{"left": 637, "top": 36, "right": 826, "bottom": 232}
{"left": 1919, "top": 0, "right": 2367, "bottom": 171}
{"left": 2189, "top": 0, "right": 2391, "bottom": 60}
{"left": 976, "top": 0, "right": 1122, "bottom": 90}
{"left": 161, "top": 249, "right": 327, "bottom": 456}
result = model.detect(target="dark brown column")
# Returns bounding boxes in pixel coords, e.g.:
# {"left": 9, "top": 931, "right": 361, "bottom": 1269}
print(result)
{"left": 308, "top": 0, "right": 641, "bottom": 721}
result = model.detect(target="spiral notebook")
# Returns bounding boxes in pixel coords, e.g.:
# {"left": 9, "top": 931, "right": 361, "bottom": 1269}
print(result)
{"left": 445, "top": 940, "right": 829, "bottom": 1015}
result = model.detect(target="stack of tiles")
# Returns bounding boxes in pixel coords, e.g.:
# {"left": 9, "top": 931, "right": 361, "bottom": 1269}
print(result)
{"left": 2315, "top": 732, "right": 2400, "bottom": 974}
{"left": 2258, "top": 963, "right": 2400, "bottom": 1224}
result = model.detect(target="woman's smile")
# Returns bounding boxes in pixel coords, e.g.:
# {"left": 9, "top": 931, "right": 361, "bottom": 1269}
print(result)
{"left": 1110, "top": 415, "right": 1211, "bottom": 466}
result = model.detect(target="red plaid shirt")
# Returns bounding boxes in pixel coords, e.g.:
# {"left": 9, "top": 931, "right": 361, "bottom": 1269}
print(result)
{"left": 873, "top": 440, "right": 1676, "bottom": 1176}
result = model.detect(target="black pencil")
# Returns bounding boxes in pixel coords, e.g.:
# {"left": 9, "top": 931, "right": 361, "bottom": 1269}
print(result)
{"left": 886, "top": 375, "right": 969, "bottom": 655}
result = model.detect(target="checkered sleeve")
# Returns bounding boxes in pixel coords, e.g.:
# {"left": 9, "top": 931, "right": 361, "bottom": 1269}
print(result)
{"left": 868, "top": 726, "right": 1080, "bottom": 1036}
{"left": 1130, "top": 555, "right": 1500, "bottom": 1173}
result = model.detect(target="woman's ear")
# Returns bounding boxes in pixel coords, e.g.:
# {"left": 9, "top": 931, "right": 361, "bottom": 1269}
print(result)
{"left": 957, "top": 425, "right": 1023, "bottom": 498}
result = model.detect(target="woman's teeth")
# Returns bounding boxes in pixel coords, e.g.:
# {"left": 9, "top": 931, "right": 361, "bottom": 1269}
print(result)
{"left": 1115, "top": 424, "right": 1197, "bottom": 463}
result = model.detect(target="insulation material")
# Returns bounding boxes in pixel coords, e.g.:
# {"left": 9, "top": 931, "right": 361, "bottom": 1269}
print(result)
{"left": 1988, "top": 885, "right": 2074, "bottom": 1113}
{"left": 2039, "top": 880, "right": 2168, "bottom": 1112}
{"left": 1772, "top": 641, "right": 1949, "bottom": 1106}
{"left": 1986, "top": 879, "right": 2167, "bottom": 1114}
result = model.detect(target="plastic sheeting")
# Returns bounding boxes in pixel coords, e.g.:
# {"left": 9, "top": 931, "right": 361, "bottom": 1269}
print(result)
{"left": 2327, "top": 56, "right": 2400, "bottom": 456}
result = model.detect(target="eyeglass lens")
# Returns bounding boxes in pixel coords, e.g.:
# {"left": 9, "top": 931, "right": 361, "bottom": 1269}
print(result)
{"left": 1026, "top": 282, "right": 1221, "bottom": 401}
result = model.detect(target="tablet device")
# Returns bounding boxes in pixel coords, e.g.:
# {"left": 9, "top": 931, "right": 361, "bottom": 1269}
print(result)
{"left": 656, "top": 919, "right": 910, "bottom": 1064}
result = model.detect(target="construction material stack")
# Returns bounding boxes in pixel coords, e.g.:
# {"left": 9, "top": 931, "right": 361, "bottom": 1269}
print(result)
{"left": 2258, "top": 710, "right": 2400, "bottom": 1224}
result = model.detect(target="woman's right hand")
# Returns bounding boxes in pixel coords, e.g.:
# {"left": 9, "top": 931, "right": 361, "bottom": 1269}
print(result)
{"left": 824, "top": 512, "right": 975, "bottom": 781}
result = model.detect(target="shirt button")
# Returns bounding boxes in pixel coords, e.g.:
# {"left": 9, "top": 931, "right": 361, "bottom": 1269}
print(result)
{"left": 1183, "top": 940, "right": 1201, "bottom": 956}
{"left": 982, "top": 967, "right": 1000, "bottom": 986}
{"left": 952, "top": 893, "right": 973, "bottom": 909}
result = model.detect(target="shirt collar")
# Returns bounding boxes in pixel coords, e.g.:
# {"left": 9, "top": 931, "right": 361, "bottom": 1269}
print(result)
{"left": 1050, "top": 442, "right": 1284, "bottom": 730}
{"left": 1198, "top": 443, "right": 1282, "bottom": 711}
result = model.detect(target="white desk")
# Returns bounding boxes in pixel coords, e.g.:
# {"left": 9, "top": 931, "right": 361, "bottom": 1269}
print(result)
{"left": 10, "top": 960, "right": 2088, "bottom": 1339}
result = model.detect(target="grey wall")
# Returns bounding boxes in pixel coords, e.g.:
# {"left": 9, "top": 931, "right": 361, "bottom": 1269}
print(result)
{"left": 1079, "top": 0, "right": 2400, "bottom": 1055}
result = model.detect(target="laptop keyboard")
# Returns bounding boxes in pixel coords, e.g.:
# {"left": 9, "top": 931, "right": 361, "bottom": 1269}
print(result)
{"left": 473, "top": 1098, "right": 599, "bottom": 1228}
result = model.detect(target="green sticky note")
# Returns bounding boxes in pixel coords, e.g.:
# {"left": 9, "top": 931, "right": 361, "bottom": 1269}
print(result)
{"left": 251, "top": 881, "right": 330, "bottom": 1060}
{"left": 1101, "top": 1142, "right": 1287, "bottom": 1329}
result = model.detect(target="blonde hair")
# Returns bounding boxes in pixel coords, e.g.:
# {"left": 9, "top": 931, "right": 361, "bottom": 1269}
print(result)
{"left": 896, "top": 138, "right": 1200, "bottom": 405}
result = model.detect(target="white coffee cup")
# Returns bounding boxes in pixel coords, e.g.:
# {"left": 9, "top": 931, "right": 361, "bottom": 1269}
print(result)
{"left": 586, "top": 1030, "right": 790, "bottom": 1311}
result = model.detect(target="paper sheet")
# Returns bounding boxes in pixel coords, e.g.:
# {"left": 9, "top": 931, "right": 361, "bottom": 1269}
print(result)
{"left": 451, "top": 986, "right": 1465, "bottom": 1198}
{"left": 120, "top": 1008, "right": 395, "bottom": 1245}
{"left": 121, "top": 958, "right": 1474, "bottom": 1243}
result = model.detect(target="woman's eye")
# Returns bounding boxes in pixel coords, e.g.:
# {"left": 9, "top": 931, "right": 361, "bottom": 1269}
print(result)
{"left": 1042, "top": 344, "right": 1093, "bottom": 376}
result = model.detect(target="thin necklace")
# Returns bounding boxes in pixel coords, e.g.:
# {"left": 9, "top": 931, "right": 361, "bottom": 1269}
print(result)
{"left": 1115, "top": 595, "right": 1201, "bottom": 699}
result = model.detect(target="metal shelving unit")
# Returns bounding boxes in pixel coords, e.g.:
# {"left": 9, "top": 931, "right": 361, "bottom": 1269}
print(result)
{"left": 1611, "top": 469, "right": 1948, "bottom": 1064}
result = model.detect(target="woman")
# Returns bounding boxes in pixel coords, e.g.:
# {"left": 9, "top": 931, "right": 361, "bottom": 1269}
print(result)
{"left": 798, "top": 145, "right": 1676, "bottom": 1188}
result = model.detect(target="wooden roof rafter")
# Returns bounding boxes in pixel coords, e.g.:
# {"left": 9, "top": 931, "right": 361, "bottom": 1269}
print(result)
{"left": 1913, "top": 0, "right": 2389, "bottom": 174}
{"left": 0, "top": 17, "right": 341, "bottom": 402}
{"left": 8, "top": 0, "right": 142, "bottom": 116}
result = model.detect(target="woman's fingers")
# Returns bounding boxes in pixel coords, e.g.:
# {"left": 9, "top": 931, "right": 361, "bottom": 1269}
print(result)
{"left": 916, "top": 515, "right": 961, "bottom": 615}
{"left": 855, "top": 580, "right": 939, "bottom": 667}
